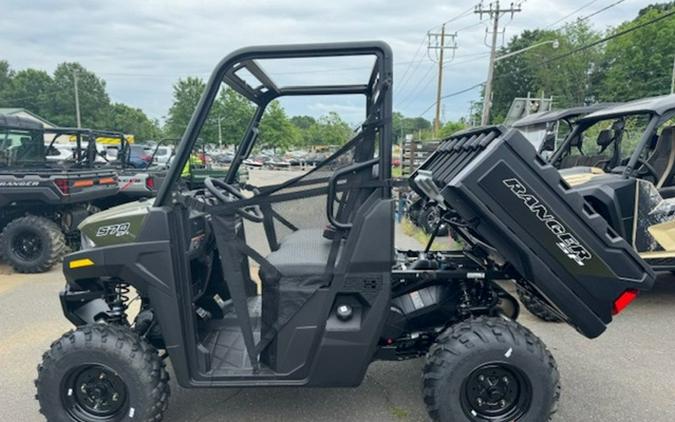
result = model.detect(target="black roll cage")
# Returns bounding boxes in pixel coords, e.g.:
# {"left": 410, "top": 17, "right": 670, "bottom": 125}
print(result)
{"left": 44, "top": 127, "right": 134, "bottom": 169}
{"left": 155, "top": 41, "right": 394, "bottom": 206}
{"left": 549, "top": 110, "right": 675, "bottom": 177}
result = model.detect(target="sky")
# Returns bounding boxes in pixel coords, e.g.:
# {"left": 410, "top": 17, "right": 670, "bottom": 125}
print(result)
{"left": 0, "top": 0, "right": 656, "bottom": 124}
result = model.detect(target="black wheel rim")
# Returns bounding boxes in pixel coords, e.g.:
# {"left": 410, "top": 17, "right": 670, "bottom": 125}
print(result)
{"left": 461, "top": 363, "right": 532, "bottom": 421}
{"left": 11, "top": 230, "right": 42, "bottom": 261}
{"left": 62, "top": 364, "right": 128, "bottom": 421}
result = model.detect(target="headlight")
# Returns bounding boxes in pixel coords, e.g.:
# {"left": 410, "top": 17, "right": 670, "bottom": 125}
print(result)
{"left": 80, "top": 233, "right": 96, "bottom": 250}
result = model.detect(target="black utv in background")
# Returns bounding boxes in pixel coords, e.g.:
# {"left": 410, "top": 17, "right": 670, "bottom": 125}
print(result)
{"left": 0, "top": 116, "right": 118, "bottom": 273}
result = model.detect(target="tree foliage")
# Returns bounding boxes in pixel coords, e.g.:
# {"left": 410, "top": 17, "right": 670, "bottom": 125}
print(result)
{"left": 50, "top": 62, "right": 111, "bottom": 127}
{"left": 0, "top": 60, "right": 160, "bottom": 139}
{"left": 489, "top": 3, "right": 675, "bottom": 123}
{"left": 165, "top": 77, "right": 206, "bottom": 140}
{"left": 597, "top": 2, "right": 675, "bottom": 101}
{"left": 103, "top": 103, "right": 162, "bottom": 140}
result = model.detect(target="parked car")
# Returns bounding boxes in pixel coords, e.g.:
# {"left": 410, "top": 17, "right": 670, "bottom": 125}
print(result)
{"left": 45, "top": 144, "right": 75, "bottom": 163}
{"left": 127, "top": 144, "right": 153, "bottom": 169}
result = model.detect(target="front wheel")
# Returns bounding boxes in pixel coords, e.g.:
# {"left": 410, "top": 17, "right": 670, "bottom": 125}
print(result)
{"left": 423, "top": 316, "right": 560, "bottom": 422}
{"left": 36, "top": 324, "right": 170, "bottom": 422}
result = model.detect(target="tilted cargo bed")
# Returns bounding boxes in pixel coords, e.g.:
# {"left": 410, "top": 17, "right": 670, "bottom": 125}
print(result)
{"left": 411, "top": 126, "right": 655, "bottom": 338}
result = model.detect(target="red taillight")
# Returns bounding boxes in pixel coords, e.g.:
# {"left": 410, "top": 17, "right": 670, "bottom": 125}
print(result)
{"left": 54, "top": 178, "right": 69, "bottom": 195}
{"left": 145, "top": 176, "right": 155, "bottom": 190}
{"left": 612, "top": 289, "right": 639, "bottom": 315}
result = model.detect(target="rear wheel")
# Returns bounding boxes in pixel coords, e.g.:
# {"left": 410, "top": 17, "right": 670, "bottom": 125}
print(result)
{"left": 423, "top": 316, "right": 560, "bottom": 422}
{"left": 517, "top": 286, "right": 563, "bottom": 322}
{"left": 36, "top": 324, "right": 170, "bottom": 422}
{"left": 0, "top": 215, "right": 66, "bottom": 273}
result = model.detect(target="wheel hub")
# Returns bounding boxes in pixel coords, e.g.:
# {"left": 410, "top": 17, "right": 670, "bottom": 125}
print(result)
{"left": 12, "top": 232, "right": 42, "bottom": 261}
{"left": 63, "top": 365, "right": 128, "bottom": 420}
{"left": 461, "top": 363, "right": 531, "bottom": 421}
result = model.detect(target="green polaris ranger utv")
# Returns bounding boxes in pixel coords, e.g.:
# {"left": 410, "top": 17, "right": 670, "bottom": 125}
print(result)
{"left": 36, "top": 42, "right": 654, "bottom": 422}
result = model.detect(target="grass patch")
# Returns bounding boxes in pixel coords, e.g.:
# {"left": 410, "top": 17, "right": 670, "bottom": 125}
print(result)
{"left": 400, "top": 218, "right": 462, "bottom": 251}
{"left": 390, "top": 406, "right": 410, "bottom": 420}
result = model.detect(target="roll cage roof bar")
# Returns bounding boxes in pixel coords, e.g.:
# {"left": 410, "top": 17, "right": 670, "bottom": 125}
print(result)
{"left": 155, "top": 41, "right": 393, "bottom": 206}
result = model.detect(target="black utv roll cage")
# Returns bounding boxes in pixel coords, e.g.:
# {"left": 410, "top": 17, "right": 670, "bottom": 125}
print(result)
{"left": 43, "top": 127, "right": 134, "bottom": 169}
{"left": 156, "top": 42, "right": 393, "bottom": 207}
{"left": 549, "top": 96, "right": 675, "bottom": 181}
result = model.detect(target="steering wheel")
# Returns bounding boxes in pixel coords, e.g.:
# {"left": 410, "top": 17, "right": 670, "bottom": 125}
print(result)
{"left": 633, "top": 158, "right": 659, "bottom": 183}
{"left": 203, "top": 177, "right": 264, "bottom": 223}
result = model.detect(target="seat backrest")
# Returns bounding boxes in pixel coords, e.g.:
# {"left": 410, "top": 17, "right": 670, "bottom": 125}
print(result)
{"left": 653, "top": 126, "right": 675, "bottom": 189}
{"left": 596, "top": 129, "right": 614, "bottom": 152}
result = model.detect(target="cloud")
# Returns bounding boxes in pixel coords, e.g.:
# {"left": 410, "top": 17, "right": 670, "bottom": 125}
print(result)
{"left": 0, "top": 0, "right": 651, "bottom": 123}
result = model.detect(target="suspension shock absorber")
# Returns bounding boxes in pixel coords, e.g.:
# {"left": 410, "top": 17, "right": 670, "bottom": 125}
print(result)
{"left": 106, "top": 282, "right": 131, "bottom": 323}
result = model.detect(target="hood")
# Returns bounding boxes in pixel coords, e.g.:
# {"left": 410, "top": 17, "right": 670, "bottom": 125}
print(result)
{"left": 79, "top": 198, "right": 153, "bottom": 247}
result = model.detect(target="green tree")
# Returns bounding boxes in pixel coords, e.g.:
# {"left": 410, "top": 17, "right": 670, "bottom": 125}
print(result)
{"left": 214, "top": 87, "right": 256, "bottom": 146}
{"left": 289, "top": 115, "right": 316, "bottom": 130}
{"left": 491, "top": 29, "right": 558, "bottom": 122}
{"left": 597, "top": 2, "right": 675, "bottom": 101}
{"left": 258, "top": 100, "right": 299, "bottom": 152}
{"left": 438, "top": 120, "right": 468, "bottom": 138}
{"left": 102, "top": 103, "right": 161, "bottom": 141}
{"left": 489, "top": 21, "right": 603, "bottom": 123}
{"left": 49, "top": 62, "right": 111, "bottom": 127}
{"left": 290, "top": 115, "right": 317, "bottom": 146}
{"left": 302, "top": 112, "right": 353, "bottom": 147}
{"left": 0, "top": 68, "right": 55, "bottom": 119}
{"left": 165, "top": 77, "right": 206, "bottom": 139}
{"left": 0, "top": 60, "right": 12, "bottom": 97}
{"left": 540, "top": 20, "right": 604, "bottom": 107}
{"left": 392, "top": 112, "right": 432, "bottom": 143}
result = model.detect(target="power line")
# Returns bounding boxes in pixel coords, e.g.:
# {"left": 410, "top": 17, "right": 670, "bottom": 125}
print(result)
{"left": 417, "top": 6, "right": 674, "bottom": 122}
{"left": 397, "top": 5, "right": 477, "bottom": 101}
{"left": 545, "top": 0, "right": 601, "bottom": 28}
{"left": 396, "top": 37, "right": 429, "bottom": 93}
{"left": 395, "top": 62, "right": 436, "bottom": 109}
{"left": 541, "top": 8, "right": 675, "bottom": 66}
{"left": 395, "top": 53, "right": 490, "bottom": 111}
{"left": 579, "top": 0, "right": 626, "bottom": 22}
{"left": 417, "top": 82, "right": 485, "bottom": 117}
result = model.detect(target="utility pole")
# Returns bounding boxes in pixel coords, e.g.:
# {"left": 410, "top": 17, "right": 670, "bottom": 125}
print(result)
{"left": 73, "top": 69, "right": 81, "bottom": 128}
{"left": 475, "top": 1, "right": 522, "bottom": 125}
{"left": 428, "top": 26, "right": 458, "bottom": 136}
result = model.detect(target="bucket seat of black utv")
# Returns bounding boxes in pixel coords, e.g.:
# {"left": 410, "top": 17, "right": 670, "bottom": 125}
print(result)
{"left": 260, "top": 229, "right": 337, "bottom": 280}
{"left": 649, "top": 126, "right": 675, "bottom": 195}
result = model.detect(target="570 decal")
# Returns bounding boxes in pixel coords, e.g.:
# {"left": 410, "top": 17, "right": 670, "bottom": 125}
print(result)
{"left": 503, "top": 178, "right": 592, "bottom": 266}
{"left": 96, "top": 222, "right": 131, "bottom": 238}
